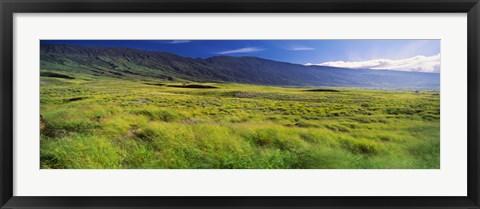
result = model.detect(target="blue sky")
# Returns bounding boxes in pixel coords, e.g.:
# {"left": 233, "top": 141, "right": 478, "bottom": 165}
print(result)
{"left": 41, "top": 40, "right": 440, "bottom": 73}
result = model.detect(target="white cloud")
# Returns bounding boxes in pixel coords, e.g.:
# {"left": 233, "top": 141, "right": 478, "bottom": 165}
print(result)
{"left": 169, "top": 40, "right": 191, "bottom": 44}
{"left": 217, "top": 47, "right": 265, "bottom": 55}
{"left": 290, "top": 47, "right": 315, "bottom": 51}
{"left": 306, "top": 54, "right": 440, "bottom": 73}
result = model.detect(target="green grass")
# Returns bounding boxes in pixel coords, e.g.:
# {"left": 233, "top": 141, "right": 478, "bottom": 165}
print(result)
{"left": 40, "top": 74, "right": 440, "bottom": 169}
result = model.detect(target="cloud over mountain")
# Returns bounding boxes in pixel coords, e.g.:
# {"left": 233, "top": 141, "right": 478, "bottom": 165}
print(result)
{"left": 169, "top": 40, "right": 191, "bottom": 44}
{"left": 306, "top": 54, "right": 440, "bottom": 73}
{"left": 290, "top": 47, "right": 315, "bottom": 51}
{"left": 217, "top": 47, "right": 265, "bottom": 55}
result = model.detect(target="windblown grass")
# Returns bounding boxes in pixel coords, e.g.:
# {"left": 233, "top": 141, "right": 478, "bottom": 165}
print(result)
{"left": 40, "top": 75, "right": 440, "bottom": 169}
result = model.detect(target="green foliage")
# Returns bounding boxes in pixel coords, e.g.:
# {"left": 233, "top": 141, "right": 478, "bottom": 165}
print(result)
{"left": 40, "top": 76, "right": 440, "bottom": 169}
{"left": 134, "top": 108, "right": 181, "bottom": 122}
{"left": 339, "top": 137, "right": 384, "bottom": 154}
{"left": 41, "top": 135, "right": 121, "bottom": 169}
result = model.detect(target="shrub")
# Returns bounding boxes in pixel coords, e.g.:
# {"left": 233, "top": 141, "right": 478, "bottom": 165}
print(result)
{"left": 42, "top": 119, "right": 98, "bottom": 137}
{"left": 339, "top": 137, "right": 384, "bottom": 154}
{"left": 295, "top": 121, "right": 320, "bottom": 128}
{"left": 135, "top": 109, "right": 181, "bottom": 122}
{"left": 324, "top": 124, "right": 351, "bottom": 133}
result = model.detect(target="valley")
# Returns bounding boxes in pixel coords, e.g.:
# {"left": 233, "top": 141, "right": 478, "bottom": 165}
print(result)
{"left": 39, "top": 44, "right": 440, "bottom": 169}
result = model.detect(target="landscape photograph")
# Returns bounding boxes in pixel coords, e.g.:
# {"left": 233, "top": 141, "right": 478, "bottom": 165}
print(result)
{"left": 39, "top": 40, "right": 440, "bottom": 169}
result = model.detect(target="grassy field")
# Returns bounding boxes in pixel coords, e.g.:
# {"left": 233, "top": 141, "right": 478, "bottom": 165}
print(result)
{"left": 40, "top": 74, "right": 440, "bottom": 169}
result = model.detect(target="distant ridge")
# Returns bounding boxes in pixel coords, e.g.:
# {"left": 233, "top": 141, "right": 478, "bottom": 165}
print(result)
{"left": 40, "top": 44, "right": 440, "bottom": 90}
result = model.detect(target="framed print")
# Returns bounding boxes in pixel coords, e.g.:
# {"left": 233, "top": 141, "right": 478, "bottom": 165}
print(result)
{"left": 1, "top": 0, "right": 479, "bottom": 208}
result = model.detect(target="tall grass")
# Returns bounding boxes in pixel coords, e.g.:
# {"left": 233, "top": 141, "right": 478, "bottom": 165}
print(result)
{"left": 40, "top": 77, "right": 440, "bottom": 169}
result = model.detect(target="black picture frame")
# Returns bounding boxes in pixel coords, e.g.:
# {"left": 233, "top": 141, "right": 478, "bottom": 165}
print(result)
{"left": 1, "top": 0, "right": 479, "bottom": 208}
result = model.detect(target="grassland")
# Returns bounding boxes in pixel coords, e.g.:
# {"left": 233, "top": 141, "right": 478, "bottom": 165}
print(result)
{"left": 40, "top": 73, "right": 440, "bottom": 169}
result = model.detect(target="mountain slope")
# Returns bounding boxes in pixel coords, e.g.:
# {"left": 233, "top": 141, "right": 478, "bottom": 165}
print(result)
{"left": 40, "top": 45, "right": 440, "bottom": 89}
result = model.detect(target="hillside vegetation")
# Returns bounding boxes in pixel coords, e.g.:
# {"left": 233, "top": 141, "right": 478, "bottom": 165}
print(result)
{"left": 41, "top": 45, "right": 440, "bottom": 90}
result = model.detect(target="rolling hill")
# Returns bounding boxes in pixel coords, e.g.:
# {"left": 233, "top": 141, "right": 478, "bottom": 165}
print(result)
{"left": 40, "top": 44, "right": 440, "bottom": 90}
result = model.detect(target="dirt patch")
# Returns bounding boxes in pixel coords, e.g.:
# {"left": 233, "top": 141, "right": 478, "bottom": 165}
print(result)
{"left": 40, "top": 72, "right": 75, "bottom": 79}
{"left": 305, "top": 89, "right": 340, "bottom": 92}
{"left": 144, "top": 83, "right": 165, "bottom": 86}
{"left": 65, "top": 97, "right": 87, "bottom": 102}
{"left": 167, "top": 84, "right": 218, "bottom": 89}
